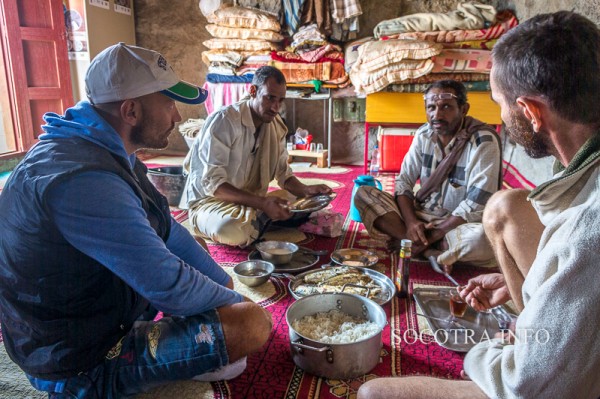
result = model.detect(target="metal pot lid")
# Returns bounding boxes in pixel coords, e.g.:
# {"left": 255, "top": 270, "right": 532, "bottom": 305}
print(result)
{"left": 330, "top": 248, "right": 379, "bottom": 268}
{"left": 249, "top": 249, "right": 319, "bottom": 273}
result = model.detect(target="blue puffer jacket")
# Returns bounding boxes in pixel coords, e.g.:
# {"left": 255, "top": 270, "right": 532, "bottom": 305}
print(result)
{"left": 0, "top": 124, "right": 171, "bottom": 379}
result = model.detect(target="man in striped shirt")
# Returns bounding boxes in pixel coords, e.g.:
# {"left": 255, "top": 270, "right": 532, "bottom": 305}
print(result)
{"left": 354, "top": 80, "right": 501, "bottom": 268}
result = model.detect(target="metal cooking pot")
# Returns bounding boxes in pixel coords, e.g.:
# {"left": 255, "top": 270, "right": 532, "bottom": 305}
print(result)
{"left": 285, "top": 293, "right": 386, "bottom": 379}
{"left": 147, "top": 166, "right": 186, "bottom": 206}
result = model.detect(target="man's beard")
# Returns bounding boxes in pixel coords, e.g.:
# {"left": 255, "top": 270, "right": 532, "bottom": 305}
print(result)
{"left": 506, "top": 108, "right": 550, "bottom": 159}
{"left": 130, "top": 119, "right": 170, "bottom": 151}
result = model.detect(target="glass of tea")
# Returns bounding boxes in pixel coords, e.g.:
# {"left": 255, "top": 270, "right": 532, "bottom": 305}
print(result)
{"left": 449, "top": 289, "right": 468, "bottom": 319}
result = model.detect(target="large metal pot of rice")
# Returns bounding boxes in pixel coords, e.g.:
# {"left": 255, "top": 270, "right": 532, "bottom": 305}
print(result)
{"left": 285, "top": 293, "right": 386, "bottom": 379}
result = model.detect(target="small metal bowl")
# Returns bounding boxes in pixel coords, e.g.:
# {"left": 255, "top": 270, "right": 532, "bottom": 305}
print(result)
{"left": 233, "top": 260, "right": 275, "bottom": 287}
{"left": 255, "top": 241, "right": 299, "bottom": 265}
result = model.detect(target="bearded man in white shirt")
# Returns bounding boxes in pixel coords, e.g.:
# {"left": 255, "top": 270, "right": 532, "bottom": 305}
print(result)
{"left": 183, "top": 66, "right": 331, "bottom": 246}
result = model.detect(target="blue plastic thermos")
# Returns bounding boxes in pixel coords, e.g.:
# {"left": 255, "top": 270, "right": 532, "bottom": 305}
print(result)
{"left": 350, "top": 175, "right": 382, "bottom": 222}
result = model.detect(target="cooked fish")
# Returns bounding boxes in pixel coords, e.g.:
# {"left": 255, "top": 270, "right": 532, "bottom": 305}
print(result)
{"left": 320, "top": 283, "right": 382, "bottom": 299}
{"left": 303, "top": 267, "right": 351, "bottom": 284}
{"left": 294, "top": 284, "right": 324, "bottom": 296}
{"left": 319, "top": 273, "right": 372, "bottom": 287}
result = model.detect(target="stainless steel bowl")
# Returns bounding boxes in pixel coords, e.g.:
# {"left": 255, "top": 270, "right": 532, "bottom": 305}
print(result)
{"left": 255, "top": 241, "right": 299, "bottom": 265}
{"left": 233, "top": 260, "right": 275, "bottom": 287}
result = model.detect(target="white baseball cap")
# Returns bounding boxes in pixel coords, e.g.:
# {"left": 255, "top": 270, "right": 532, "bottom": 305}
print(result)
{"left": 85, "top": 42, "right": 208, "bottom": 105}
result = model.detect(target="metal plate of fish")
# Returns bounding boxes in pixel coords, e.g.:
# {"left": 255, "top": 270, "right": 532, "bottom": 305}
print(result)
{"left": 249, "top": 250, "right": 319, "bottom": 274}
{"left": 289, "top": 193, "right": 337, "bottom": 213}
{"left": 330, "top": 248, "right": 379, "bottom": 268}
{"left": 412, "top": 287, "right": 517, "bottom": 352}
{"left": 288, "top": 265, "right": 395, "bottom": 305}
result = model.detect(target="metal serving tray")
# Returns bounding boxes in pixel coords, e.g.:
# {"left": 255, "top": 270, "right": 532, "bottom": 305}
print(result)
{"left": 249, "top": 249, "right": 319, "bottom": 274}
{"left": 289, "top": 193, "right": 336, "bottom": 213}
{"left": 330, "top": 248, "right": 379, "bottom": 268}
{"left": 412, "top": 287, "right": 517, "bottom": 352}
{"left": 288, "top": 265, "right": 396, "bottom": 306}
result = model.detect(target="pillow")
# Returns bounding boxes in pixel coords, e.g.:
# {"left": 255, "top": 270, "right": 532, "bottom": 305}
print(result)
{"left": 213, "top": 6, "right": 281, "bottom": 32}
{"left": 350, "top": 59, "right": 434, "bottom": 95}
{"left": 344, "top": 37, "right": 374, "bottom": 72}
{"left": 351, "top": 39, "right": 442, "bottom": 74}
{"left": 203, "top": 38, "right": 279, "bottom": 52}
{"left": 206, "top": 24, "right": 284, "bottom": 42}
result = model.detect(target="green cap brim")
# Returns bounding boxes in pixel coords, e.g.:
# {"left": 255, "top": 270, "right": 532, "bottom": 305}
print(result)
{"left": 161, "top": 81, "right": 208, "bottom": 105}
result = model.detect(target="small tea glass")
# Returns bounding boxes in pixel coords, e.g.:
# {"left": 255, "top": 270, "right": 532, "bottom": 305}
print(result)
{"left": 309, "top": 143, "right": 316, "bottom": 152}
{"left": 316, "top": 143, "right": 324, "bottom": 153}
{"left": 449, "top": 289, "right": 468, "bottom": 320}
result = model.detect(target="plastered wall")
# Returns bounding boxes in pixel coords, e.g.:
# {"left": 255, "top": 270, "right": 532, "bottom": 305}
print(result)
{"left": 133, "top": 0, "right": 599, "bottom": 183}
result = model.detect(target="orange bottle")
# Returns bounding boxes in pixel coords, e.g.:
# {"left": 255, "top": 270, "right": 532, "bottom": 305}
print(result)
{"left": 395, "top": 239, "right": 412, "bottom": 298}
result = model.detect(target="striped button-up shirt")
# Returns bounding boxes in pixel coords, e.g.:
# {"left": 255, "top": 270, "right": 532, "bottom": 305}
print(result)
{"left": 395, "top": 121, "right": 502, "bottom": 223}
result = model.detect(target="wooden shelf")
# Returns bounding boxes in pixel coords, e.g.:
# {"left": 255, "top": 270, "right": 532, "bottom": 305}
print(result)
{"left": 287, "top": 149, "right": 329, "bottom": 168}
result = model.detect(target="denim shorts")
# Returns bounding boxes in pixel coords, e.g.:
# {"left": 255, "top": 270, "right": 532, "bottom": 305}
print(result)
{"left": 28, "top": 309, "right": 229, "bottom": 398}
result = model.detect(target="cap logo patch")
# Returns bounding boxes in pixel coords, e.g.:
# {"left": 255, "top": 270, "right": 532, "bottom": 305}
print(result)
{"left": 157, "top": 55, "right": 168, "bottom": 71}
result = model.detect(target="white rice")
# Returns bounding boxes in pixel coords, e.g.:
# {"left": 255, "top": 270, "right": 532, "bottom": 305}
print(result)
{"left": 291, "top": 309, "right": 380, "bottom": 344}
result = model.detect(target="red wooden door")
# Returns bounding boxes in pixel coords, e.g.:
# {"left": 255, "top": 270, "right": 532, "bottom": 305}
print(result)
{"left": 0, "top": 0, "right": 73, "bottom": 156}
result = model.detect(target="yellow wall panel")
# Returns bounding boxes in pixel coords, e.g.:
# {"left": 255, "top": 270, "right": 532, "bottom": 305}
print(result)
{"left": 365, "top": 91, "right": 501, "bottom": 125}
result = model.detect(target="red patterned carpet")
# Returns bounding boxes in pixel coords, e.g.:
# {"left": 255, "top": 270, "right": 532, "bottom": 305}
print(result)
{"left": 166, "top": 166, "right": 497, "bottom": 399}
{"left": 0, "top": 162, "right": 532, "bottom": 398}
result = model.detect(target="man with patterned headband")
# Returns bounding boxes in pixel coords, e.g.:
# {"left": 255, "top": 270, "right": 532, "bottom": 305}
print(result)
{"left": 354, "top": 79, "right": 502, "bottom": 270}
{"left": 0, "top": 43, "right": 272, "bottom": 397}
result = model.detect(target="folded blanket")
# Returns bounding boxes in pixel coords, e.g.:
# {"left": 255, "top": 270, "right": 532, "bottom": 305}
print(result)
{"left": 386, "top": 80, "right": 491, "bottom": 93}
{"left": 212, "top": 6, "right": 281, "bottom": 32}
{"left": 442, "top": 39, "right": 497, "bottom": 50}
{"left": 201, "top": 49, "right": 245, "bottom": 67}
{"left": 271, "top": 44, "right": 344, "bottom": 64}
{"left": 399, "top": 72, "right": 489, "bottom": 84}
{"left": 350, "top": 39, "right": 442, "bottom": 74}
{"left": 269, "top": 60, "right": 347, "bottom": 83}
{"left": 208, "top": 62, "right": 236, "bottom": 76}
{"left": 387, "top": 11, "right": 518, "bottom": 43}
{"left": 351, "top": 59, "right": 434, "bottom": 95}
{"left": 431, "top": 49, "right": 492, "bottom": 74}
{"left": 206, "top": 24, "right": 284, "bottom": 42}
{"left": 203, "top": 38, "right": 280, "bottom": 52}
{"left": 374, "top": 2, "right": 497, "bottom": 38}
{"left": 206, "top": 74, "right": 254, "bottom": 84}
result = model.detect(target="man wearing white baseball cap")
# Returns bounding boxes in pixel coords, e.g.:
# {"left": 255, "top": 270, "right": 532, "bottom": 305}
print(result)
{"left": 0, "top": 43, "right": 272, "bottom": 397}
